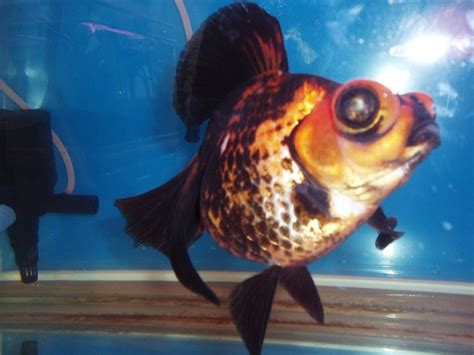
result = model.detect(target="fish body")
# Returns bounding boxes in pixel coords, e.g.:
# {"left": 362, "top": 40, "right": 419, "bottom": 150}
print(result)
{"left": 201, "top": 74, "right": 342, "bottom": 266}
{"left": 116, "top": 3, "right": 440, "bottom": 354}
{"left": 200, "top": 72, "right": 437, "bottom": 268}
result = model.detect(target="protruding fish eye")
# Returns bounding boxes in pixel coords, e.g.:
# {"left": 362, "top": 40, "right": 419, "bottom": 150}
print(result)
{"left": 335, "top": 87, "right": 379, "bottom": 129}
{"left": 332, "top": 80, "right": 400, "bottom": 139}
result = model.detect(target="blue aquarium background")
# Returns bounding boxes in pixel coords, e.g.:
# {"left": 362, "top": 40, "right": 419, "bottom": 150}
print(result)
{"left": 0, "top": 0, "right": 473, "bottom": 283}
{"left": 1, "top": 330, "right": 377, "bottom": 355}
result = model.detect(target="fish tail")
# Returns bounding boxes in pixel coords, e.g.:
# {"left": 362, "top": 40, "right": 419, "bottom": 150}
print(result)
{"left": 115, "top": 157, "right": 219, "bottom": 305}
{"left": 229, "top": 265, "right": 324, "bottom": 355}
{"left": 173, "top": 2, "right": 289, "bottom": 141}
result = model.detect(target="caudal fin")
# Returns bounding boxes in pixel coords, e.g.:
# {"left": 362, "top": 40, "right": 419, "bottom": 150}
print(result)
{"left": 115, "top": 158, "right": 219, "bottom": 305}
{"left": 173, "top": 2, "right": 289, "bottom": 140}
{"left": 229, "top": 265, "right": 324, "bottom": 355}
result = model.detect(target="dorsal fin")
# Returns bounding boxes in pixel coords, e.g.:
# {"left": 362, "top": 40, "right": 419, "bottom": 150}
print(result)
{"left": 173, "top": 2, "right": 289, "bottom": 141}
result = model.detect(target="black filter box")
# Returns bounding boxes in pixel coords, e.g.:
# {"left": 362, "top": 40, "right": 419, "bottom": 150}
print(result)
{"left": 0, "top": 109, "right": 99, "bottom": 283}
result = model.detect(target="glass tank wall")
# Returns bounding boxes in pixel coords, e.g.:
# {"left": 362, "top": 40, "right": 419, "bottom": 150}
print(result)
{"left": 0, "top": 1, "right": 473, "bottom": 354}
{"left": 1, "top": 0, "right": 472, "bottom": 282}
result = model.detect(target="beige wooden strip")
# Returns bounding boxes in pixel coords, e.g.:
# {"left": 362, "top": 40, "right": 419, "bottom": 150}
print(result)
{"left": 0, "top": 279, "right": 472, "bottom": 352}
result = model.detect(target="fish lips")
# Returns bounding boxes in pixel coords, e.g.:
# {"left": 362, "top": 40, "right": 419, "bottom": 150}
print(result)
{"left": 407, "top": 121, "right": 441, "bottom": 148}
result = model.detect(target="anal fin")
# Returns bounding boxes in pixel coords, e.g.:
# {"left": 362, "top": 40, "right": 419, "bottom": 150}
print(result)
{"left": 280, "top": 266, "right": 324, "bottom": 323}
{"left": 229, "top": 266, "right": 282, "bottom": 355}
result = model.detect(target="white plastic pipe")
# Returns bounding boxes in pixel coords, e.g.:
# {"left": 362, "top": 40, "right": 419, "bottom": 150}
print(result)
{"left": 0, "top": 204, "right": 16, "bottom": 233}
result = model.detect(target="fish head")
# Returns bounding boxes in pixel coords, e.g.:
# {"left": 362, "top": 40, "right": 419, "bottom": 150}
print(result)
{"left": 291, "top": 79, "right": 440, "bottom": 211}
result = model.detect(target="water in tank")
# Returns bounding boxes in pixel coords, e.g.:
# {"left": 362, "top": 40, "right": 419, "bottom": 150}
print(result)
{"left": 0, "top": 0, "right": 473, "bottom": 354}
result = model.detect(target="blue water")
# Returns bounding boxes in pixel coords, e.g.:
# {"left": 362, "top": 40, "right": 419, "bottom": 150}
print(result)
{"left": 1, "top": 330, "right": 375, "bottom": 355}
{"left": 0, "top": 0, "right": 473, "bottom": 283}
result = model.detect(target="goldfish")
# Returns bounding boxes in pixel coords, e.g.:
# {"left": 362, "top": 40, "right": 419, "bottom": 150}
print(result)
{"left": 116, "top": 3, "right": 440, "bottom": 354}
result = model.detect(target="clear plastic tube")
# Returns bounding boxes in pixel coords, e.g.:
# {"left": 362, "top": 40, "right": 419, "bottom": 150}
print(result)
{"left": 0, "top": 204, "right": 16, "bottom": 233}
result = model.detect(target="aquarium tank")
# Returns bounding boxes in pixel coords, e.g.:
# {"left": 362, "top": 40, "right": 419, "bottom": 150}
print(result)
{"left": 0, "top": 0, "right": 472, "bottom": 354}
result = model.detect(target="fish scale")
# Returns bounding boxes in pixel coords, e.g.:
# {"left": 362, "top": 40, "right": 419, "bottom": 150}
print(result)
{"left": 201, "top": 74, "right": 358, "bottom": 266}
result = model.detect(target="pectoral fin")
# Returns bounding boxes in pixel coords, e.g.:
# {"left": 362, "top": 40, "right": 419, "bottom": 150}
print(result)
{"left": 368, "top": 207, "right": 404, "bottom": 250}
{"left": 294, "top": 179, "right": 331, "bottom": 219}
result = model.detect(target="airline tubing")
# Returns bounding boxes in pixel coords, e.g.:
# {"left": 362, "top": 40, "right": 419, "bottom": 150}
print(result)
{"left": 0, "top": 79, "right": 76, "bottom": 193}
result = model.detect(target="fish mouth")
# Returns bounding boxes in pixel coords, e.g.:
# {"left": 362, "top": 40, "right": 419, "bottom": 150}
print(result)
{"left": 407, "top": 121, "right": 441, "bottom": 148}
{"left": 406, "top": 150, "right": 426, "bottom": 169}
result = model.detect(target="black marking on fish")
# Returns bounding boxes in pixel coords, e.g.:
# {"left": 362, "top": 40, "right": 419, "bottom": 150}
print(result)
{"left": 294, "top": 179, "right": 331, "bottom": 219}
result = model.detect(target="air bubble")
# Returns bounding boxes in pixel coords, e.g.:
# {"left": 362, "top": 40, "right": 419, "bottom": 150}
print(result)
{"left": 442, "top": 221, "right": 453, "bottom": 231}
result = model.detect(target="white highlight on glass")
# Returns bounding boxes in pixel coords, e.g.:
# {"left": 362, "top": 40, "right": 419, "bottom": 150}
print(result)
{"left": 389, "top": 34, "right": 451, "bottom": 64}
{"left": 381, "top": 243, "right": 396, "bottom": 258}
{"left": 372, "top": 65, "right": 411, "bottom": 93}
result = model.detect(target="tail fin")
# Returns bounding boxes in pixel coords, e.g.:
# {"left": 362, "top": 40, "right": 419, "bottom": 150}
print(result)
{"left": 229, "top": 265, "right": 324, "bottom": 355}
{"left": 115, "top": 160, "right": 199, "bottom": 253}
{"left": 173, "top": 2, "right": 289, "bottom": 141}
{"left": 115, "top": 158, "right": 219, "bottom": 305}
